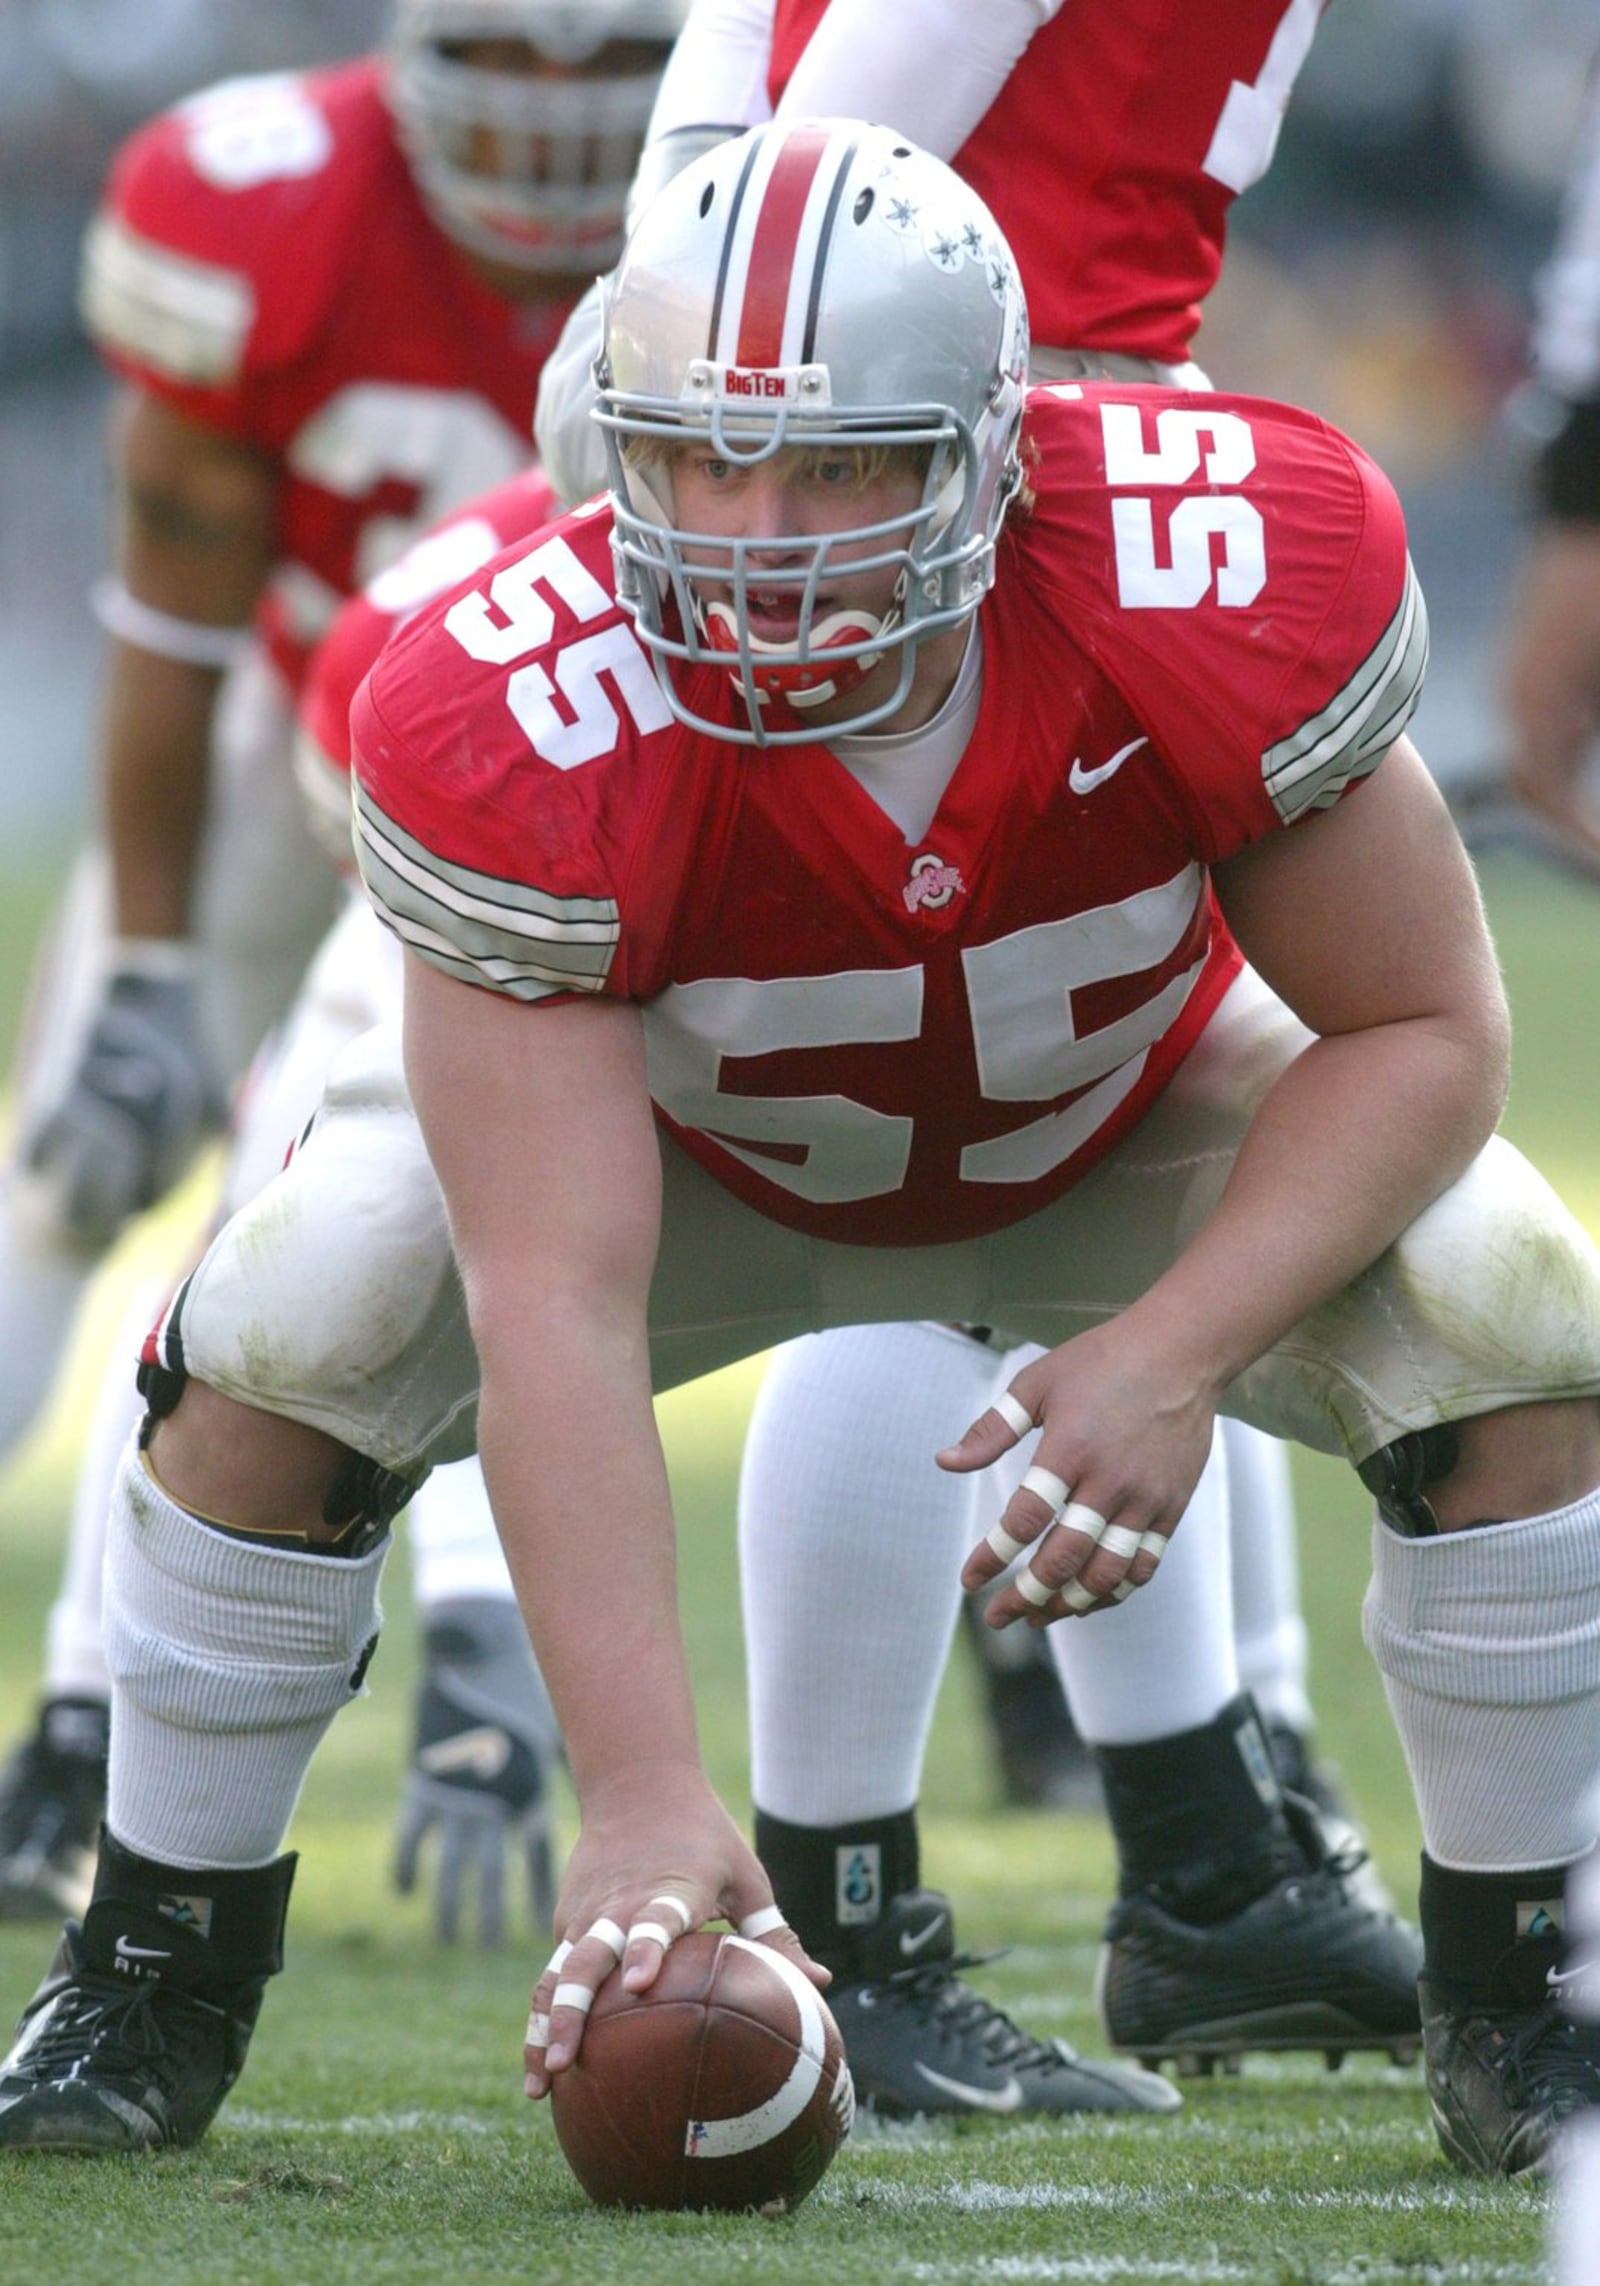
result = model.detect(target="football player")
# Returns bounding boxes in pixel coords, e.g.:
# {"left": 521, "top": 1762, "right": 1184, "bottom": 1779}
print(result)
{"left": 0, "top": 0, "right": 683, "bottom": 1922}
{"left": 1, "top": 125, "right": 1597, "bottom": 2180}
{"left": 1496, "top": 52, "right": 1600, "bottom": 877}
{"left": 538, "top": 0, "right": 1419, "bottom": 2111}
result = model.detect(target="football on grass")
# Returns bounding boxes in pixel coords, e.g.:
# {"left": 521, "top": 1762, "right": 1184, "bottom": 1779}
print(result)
{"left": 550, "top": 1930, "right": 853, "bottom": 2212}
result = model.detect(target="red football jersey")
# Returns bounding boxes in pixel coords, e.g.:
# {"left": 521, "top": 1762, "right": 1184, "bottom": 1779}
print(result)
{"left": 351, "top": 383, "right": 1425, "bottom": 1248}
{"left": 769, "top": 0, "right": 1327, "bottom": 365}
{"left": 81, "top": 59, "right": 573, "bottom": 691}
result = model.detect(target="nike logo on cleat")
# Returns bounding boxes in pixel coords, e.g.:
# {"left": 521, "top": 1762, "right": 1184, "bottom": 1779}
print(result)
{"left": 113, "top": 1936, "right": 171, "bottom": 1964}
{"left": 1068, "top": 736, "right": 1147, "bottom": 795}
{"left": 897, "top": 1916, "right": 949, "bottom": 1958}
{"left": 914, "top": 2064, "right": 1025, "bottom": 2112}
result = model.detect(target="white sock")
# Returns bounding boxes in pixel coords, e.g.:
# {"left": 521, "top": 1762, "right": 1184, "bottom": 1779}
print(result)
{"left": 0, "top": 1193, "right": 95, "bottom": 1461}
{"left": 408, "top": 1456, "right": 516, "bottom": 1607}
{"left": 105, "top": 1435, "right": 387, "bottom": 1868}
{"left": 1223, "top": 1418, "right": 1313, "bottom": 1738}
{"left": 42, "top": 1282, "right": 163, "bottom": 1702}
{"left": 741, "top": 1322, "right": 997, "bottom": 1823}
{"left": 1363, "top": 1488, "right": 1600, "bottom": 1872}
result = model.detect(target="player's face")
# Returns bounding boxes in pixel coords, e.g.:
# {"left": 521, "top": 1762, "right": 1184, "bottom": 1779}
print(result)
{"left": 452, "top": 37, "right": 659, "bottom": 183}
{"left": 665, "top": 442, "right": 962, "bottom": 730}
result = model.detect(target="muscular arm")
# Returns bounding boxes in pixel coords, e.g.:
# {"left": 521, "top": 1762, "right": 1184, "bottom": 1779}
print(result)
{"left": 954, "top": 736, "right": 1514, "bottom": 1611}
{"left": 101, "top": 388, "right": 275, "bottom": 938}
{"left": 1123, "top": 734, "right": 1509, "bottom": 1400}
{"left": 403, "top": 956, "right": 802, "bottom": 2073}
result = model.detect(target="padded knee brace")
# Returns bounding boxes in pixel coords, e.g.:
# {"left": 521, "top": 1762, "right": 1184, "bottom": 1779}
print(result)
{"left": 104, "top": 1437, "right": 389, "bottom": 1865}
{"left": 1363, "top": 1493, "right": 1600, "bottom": 1871}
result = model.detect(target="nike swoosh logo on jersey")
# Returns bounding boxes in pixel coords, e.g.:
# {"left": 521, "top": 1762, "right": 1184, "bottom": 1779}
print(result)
{"left": 898, "top": 1915, "right": 949, "bottom": 1958}
{"left": 419, "top": 1725, "right": 512, "bottom": 1782}
{"left": 1068, "top": 736, "right": 1148, "bottom": 795}
{"left": 914, "top": 2063, "right": 1025, "bottom": 2113}
{"left": 114, "top": 1935, "right": 172, "bottom": 1962}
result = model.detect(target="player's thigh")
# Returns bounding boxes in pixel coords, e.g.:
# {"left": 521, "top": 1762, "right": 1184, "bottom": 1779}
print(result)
{"left": 3, "top": 845, "right": 113, "bottom": 1132}
{"left": 176, "top": 1021, "right": 476, "bottom": 1472}
{"left": 193, "top": 645, "right": 345, "bottom": 1078}
{"left": 221, "top": 894, "right": 403, "bottom": 1213}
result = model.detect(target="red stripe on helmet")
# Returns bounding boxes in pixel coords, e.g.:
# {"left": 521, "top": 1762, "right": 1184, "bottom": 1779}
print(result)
{"left": 735, "top": 124, "right": 834, "bottom": 369}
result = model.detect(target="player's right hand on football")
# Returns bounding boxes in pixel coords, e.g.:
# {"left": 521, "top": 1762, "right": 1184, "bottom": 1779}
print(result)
{"left": 21, "top": 949, "right": 227, "bottom": 1247}
{"left": 522, "top": 1765, "right": 827, "bottom": 2098}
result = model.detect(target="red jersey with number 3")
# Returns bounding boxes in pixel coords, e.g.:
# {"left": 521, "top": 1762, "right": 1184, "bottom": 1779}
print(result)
{"left": 351, "top": 383, "right": 1426, "bottom": 1248}
{"left": 80, "top": 58, "right": 571, "bottom": 690}
{"left": 769, "top": 0, "right": 1327, "bottom": 364}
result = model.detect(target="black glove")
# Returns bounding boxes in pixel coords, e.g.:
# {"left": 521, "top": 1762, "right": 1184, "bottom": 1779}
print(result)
{"left": 22, "top": 953, "right": 227, "bottom": 1246}
{"left": 393, "top": 1597, "right": 561, "bottom": 1947}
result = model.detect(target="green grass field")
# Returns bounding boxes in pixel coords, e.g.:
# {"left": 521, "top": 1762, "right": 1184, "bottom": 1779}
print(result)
{"left": 0, "top": 845, "right": 1595, "bottom": 2284}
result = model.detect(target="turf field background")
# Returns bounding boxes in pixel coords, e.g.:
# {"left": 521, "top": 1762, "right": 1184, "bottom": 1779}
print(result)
{"left": 0, "top": 844, "right": 1593, "bottom": 2283}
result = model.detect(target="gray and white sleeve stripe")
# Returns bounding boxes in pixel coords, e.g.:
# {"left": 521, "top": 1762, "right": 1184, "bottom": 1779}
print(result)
{"left": 354, "top": 783, "right": 619, "bottom": 1000}
{"left": 1261, "top": 557, "right": 1430, "bottom": 823}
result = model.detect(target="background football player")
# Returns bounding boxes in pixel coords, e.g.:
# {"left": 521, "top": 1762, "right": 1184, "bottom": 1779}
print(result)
{"left": 0, "top": 0, "right": 684, "bottom": 1927}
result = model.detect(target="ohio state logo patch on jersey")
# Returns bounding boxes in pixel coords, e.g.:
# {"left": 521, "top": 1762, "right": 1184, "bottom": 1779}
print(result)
{"left": 903, "top": 852, "right": 965, "bottom": 913}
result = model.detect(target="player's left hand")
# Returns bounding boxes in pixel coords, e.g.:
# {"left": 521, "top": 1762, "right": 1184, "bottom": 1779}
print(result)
{"left": 392, "top": 1596, "right": 561, "bottom": 1947}
{"left": 521, "top": 1764, "right": 827, "bottom": 2098}
{"left": 940, "top": 1324, "right": 1218, "bottom": 1623}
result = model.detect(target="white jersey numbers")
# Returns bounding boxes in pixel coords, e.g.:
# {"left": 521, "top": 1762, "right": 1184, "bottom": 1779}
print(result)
{"left": 644, "top": 869, "right": 1206, "bottom": 1204}
{"left": 445, "top": 534, "right": 671, "bottom": 770}
{"left": 1100, "top": 402, "right": 1267, "bottom": 611}
{"left": 179, "top": 74, "right": 333, "bottom": 191}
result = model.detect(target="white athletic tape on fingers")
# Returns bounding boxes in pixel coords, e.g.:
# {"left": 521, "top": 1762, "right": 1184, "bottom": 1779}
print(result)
{"left": 1060, "top": 1577, "right": 1099, "bottom": 1613}
{"left": 552, "top": 1981, "right": 598, "bottom": 2017}
{"left": 1016, "top": 1564, "right": 1058, "bottom": 1608}
{"left": 1110, "top": 1579, "right": 1139, "bottom": 1603}
{"left": 993, "top": 1390, "right": 1034, "bottom": 1439}
{"left": 738, "top": 1906, "right": 790, "bottom": 1940}
{"left": 1020, "top": 1465, "right": 1069, "bottom": 1514}
{"left": 627, "top": 1921, "right": 673, "bottom": 1951}
{"left": 1059, "top": 1500, "right": 1108, "bottom": 1544}
{"left": 985, "top": 1520, "right": 1028, "bottom": 1566}
{"left": 1097, "top": 1522, "right": 1146, "bottom": 1562}
{"left": 586, "top": 1917, "right": 626, "bottom": 1961}
{"left": 647, "top": 1893, "right": 694, "bottom": 1932}
{"left": 1139, "top": 1530, "right": 1168, "bottom": 1567}
{"left": 547, "top": 1939, "right": 574, "bottom": 1974}
{"left": 527, "top": 2011, "right": 549, "bottom": 2049}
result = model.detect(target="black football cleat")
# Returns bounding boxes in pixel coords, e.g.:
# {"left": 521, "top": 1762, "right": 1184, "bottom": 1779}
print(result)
{"left": 1422, "top": 1931, "right": 1600, "bottom": 2176}
{"left": 1097, "top": 1797, "right": 1423, "bottom": 2074}
{"left": 827, "top": 1889, "right": 1180, "bottom": 2119}
{"left": 0, "top": 1830, "right": 294, "bottom": 2152}
{"left": 0, "top": 1697, "right": 109, "bottom": 1921}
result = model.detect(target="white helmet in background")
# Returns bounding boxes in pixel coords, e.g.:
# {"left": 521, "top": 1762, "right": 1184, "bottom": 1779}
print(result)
{"left": 594, "top": 118, "right": 1030, "bottom": 743}
{"left": 389, "top": 0, "right": 684, "bottom": 274}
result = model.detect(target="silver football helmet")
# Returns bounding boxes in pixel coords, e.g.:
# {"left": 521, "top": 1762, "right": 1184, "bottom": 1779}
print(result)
{"left": 595, "top": 118, "right": 1030, "bottom": 744}
{"left": 389, "top": 0, "right": 684, "bottom": 274}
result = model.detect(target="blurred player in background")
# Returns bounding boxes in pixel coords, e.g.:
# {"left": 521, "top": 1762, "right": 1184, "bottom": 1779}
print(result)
{"left": 1497, "top": 53, "right": 1600, "bottom": 876}
{"left": 537, "top": 0, "right": 1423, "bottom": 2110}
{"left": 0, "top": 0, "right": 683, "bottom": 1931}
